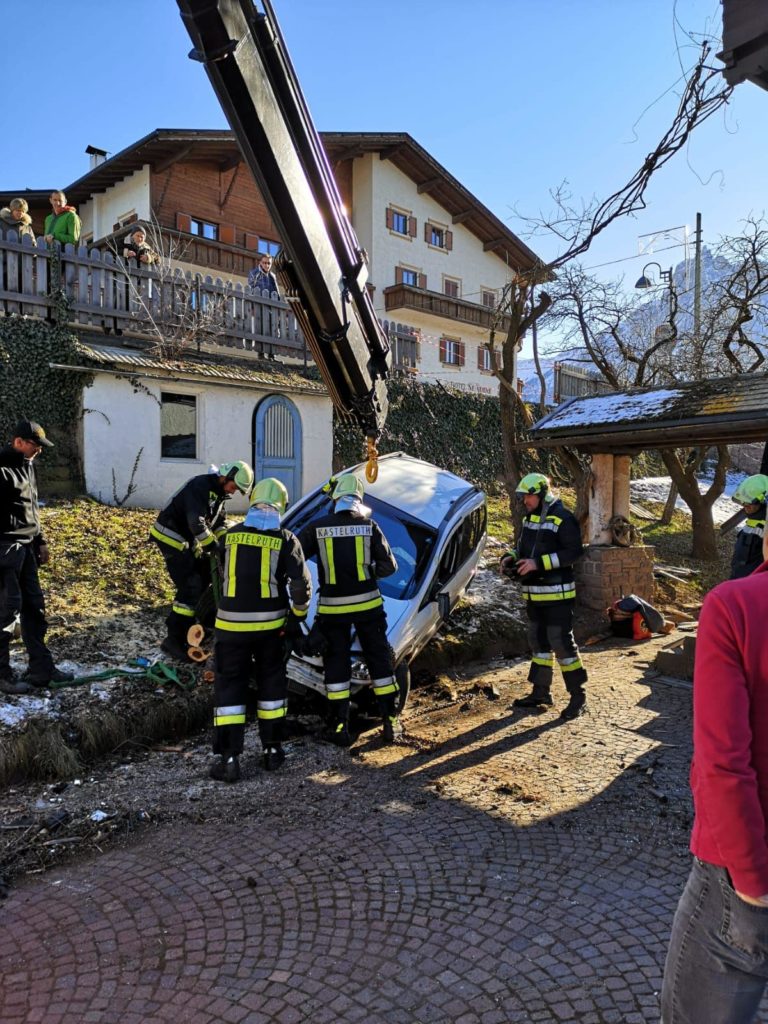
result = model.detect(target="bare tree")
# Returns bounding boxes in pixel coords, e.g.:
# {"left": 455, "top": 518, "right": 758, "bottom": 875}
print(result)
{"left": 484, "top": 41, "right": 733, "bottom": 525}
{"left": 106, "top": 217, "right": 230, "bottom": 360}
{"left": 541, "top": 218, "right": 768, "bottom": 558}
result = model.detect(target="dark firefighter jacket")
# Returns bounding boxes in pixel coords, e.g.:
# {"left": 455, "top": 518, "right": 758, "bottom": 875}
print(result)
{"left": 506, "top": 497, "right": 584, "bottom": 603}
{"left": 214, "top": 522, "right": 311, "bottom": 639}
{"left": 299, "top": 509, "right": 397, "bottom": 619}
{"left": 0, "top": 444, "right": 45, "bottom": 545}
{"left": 731, "top": 507, "right": 766, "bottom": 579}
{"left": 150, "top": 473, "right": 229, "bottom": 552}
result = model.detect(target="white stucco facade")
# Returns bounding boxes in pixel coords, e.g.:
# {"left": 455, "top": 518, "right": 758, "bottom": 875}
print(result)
{"left": 348, "top": 154, "right": 512, "bottom": 393}
{"left": 81, "top": 370, "right": 333, "bottom": 510}
{"left": 78, "top": 167, "right": 152, "bottom": 242}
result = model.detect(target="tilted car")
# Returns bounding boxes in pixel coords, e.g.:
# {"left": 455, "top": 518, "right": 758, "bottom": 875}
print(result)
{"left": 282, "top": 452, "right": 487, "bottom": 711}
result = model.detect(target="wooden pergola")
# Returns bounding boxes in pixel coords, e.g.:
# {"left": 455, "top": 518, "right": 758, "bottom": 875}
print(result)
{"left": 523, "top": 371, "right": 768, "bottom": 609}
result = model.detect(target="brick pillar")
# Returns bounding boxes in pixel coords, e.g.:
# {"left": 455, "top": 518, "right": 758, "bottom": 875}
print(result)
{"left": 574, "top": 545, "right": 656, "bottom": 611}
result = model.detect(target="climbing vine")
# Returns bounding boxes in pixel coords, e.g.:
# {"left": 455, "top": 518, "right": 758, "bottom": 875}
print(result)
{"left": 0, "top": 297, "right": 93, "bottom": 488}
{"left": 334, "top": 376, "right": 541, "bottom": 491}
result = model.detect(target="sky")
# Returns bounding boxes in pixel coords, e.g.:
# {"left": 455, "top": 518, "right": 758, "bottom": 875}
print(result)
{"left": 2, "top": 0, "right": 764, "bottom": 330}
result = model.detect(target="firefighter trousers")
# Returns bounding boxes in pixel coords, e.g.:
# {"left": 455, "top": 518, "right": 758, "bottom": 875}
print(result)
{"left": 318, "top": 612, "right": 398, "bottom": 724}
{"left": 525, "top": 600, "right": 587, "bottom": 696}
{"left": 212, "top": 631, "right": 287, "bottom": 757}
{"left": 155, "top": 543, "right": 210, "bottom": 643}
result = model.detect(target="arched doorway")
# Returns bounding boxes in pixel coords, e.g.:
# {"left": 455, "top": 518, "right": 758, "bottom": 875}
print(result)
{"left": 253, "top": 395, "right": 302, "bottom": 504}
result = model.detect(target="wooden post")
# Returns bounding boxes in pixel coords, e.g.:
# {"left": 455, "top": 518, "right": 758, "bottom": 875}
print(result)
{"left": 612, "top": 455, "right": 631, "bottom": 518}
{"left": 588, "top": 453, "right": 614, "bottom": 545}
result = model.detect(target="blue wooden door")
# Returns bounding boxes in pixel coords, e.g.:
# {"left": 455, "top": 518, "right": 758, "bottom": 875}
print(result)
{"left": 253, "top": 395, "right": 302, "bottom": 505}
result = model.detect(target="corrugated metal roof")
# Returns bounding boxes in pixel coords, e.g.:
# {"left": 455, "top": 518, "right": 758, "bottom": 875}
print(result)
{"left": 76, "top": 342, "right": 327, "bottom": 394}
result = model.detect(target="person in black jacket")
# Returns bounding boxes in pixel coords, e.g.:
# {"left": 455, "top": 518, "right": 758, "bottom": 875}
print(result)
{"left": 299, "top": 473, "right": 400, "bottom": 747}
{"left": 0, "top": 420, "right": 74, "bottom": 694}
{"left": 730, "top": 474, "right": 767, "bottom": 580}
{"left": 210, "top": 478, "right": 311, "bottom": 782}
{"left": 500, "top": 473, "right": 588, "bottom": 720}
{"left": 150, "top": 461, "right": 254, "bottom": 661}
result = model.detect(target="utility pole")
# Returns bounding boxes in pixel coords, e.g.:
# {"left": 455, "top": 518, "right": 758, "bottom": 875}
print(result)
{"left": 694, "top": 212, "right": 702, "bottom": 342}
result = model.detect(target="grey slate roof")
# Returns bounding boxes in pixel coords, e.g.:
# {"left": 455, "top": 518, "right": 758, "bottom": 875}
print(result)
{"left": 527, "top": 372, "right": 768, "bottom": 452}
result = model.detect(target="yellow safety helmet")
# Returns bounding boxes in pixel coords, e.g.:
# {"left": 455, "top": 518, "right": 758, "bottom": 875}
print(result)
{"left": 219, "top": 460, "right": 254, "bottom": 496}
{"left": 332, "top": 474, "right": 364, "bottom": 502}
{"left": 250, "top": 477, "right": 288, "bottom": 514}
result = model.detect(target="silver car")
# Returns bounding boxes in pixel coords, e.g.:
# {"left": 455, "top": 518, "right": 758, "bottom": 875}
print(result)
{"left": 282, "top": 452, "right": 487, "bottom": 711}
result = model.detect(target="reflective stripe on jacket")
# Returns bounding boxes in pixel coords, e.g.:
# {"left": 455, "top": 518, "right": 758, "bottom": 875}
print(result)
{"left": 515, "top": 498, "right": 584, "bottom": 603}
{"left": 299, "top": 511, "right": 396, "bottom": 618}
{"left": 214, "top": 525, "right": 311, "bottom": 638}
{"left": 150, "top": 473, "right": 228, "bottom": 551}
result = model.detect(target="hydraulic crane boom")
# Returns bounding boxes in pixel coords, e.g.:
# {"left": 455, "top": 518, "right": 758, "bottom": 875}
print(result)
{"left": 177, "top": 0, "right": 390, "bottom": 453}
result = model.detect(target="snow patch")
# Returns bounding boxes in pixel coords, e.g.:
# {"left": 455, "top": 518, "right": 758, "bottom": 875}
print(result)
{"left": 544, "top": 389, "right": 683, "bottom": 429}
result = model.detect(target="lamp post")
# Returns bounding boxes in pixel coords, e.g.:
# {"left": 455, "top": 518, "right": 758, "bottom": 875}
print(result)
{"left": 635, "top": 261, "right": 675, "bottom": 322}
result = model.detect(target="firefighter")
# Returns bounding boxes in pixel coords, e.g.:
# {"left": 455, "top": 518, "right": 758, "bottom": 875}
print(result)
{"left": 210, "top": 478, "right": 311, "bottom": 782}
{"left": 150, "top": 461, "right": 254, "bottom": 661}
{"left": 500, "top": 472, "right": 588, "bottom": 720}
{"left": 299, "top": 473, "right": 400, "bottom": 746}
{"left": 730, "top": 473, "right": 767, "bottom": 579}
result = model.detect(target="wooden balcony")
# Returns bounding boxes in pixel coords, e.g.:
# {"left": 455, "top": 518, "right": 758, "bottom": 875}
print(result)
{"left": 382, "top": 283, "right": 511, "bottom": 332}
{"left": 0, "top": 233, "right": 304, "bottom": 358}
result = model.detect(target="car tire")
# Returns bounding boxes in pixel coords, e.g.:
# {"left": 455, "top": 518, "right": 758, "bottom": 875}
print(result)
{"left": 395, "top": 660, "right": 411, "bottom": 713}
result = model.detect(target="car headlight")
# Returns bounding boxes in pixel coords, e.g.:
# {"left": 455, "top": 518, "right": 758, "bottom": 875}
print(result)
{"left": 351, "top": 660, "right": 371, "bottom": 683}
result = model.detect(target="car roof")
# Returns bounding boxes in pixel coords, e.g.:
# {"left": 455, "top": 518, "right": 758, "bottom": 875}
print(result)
{"left": 343, "top": 452, "right": 481, "bottom": 528}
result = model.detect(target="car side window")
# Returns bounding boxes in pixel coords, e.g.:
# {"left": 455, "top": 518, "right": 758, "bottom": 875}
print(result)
{"left": 434, "top": 505, "right": 487, "bottom": 588}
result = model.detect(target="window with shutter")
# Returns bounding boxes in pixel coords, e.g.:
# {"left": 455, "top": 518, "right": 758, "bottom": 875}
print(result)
{"left": 386, "top": 207, "right": 394, "bottom": 230}
{"left": 395, "top": 266, "right": 404, "bottom": 285}
{"left": 245, "top": 232, "right": 259, "bottom": 251}
{"left": 457, "top": 341, "right": 465, "bottom": 367}
{"left": 443, "top": 277, "right": 460, "bottom": 298}
{"left": 481, "top": 288, "right": 497, "bottom": 308}
{"left": 417, "top": 272, "right": 427, "bottom": 289}
{"left": 445, "top": 230, "right": 453, "bottom": 251}
{"left": 439, "top": 337, "right": 447, "bottom": 362}
{"left": 176, "top": 212, "right": 192, "bottom": 234}
{"left": 408, "top": 216, "right": 417, "bottom": 237}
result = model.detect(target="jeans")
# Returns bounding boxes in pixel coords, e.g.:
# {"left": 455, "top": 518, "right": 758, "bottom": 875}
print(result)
{"left": 661, "top": 857, "right": 768, "bottom": 1023}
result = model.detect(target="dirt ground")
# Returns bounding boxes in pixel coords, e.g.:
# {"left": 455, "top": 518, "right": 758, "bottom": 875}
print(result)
{"left": 0, "top": 598, "right": 696, "bottom": 899}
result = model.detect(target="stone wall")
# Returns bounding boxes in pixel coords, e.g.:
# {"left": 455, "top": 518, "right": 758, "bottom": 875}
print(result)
{"left": 575, "top": 545, "right": 656, "bottom": 611}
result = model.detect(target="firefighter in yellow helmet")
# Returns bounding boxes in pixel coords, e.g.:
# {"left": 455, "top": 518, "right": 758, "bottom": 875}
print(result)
{"left": 209, "top": 478, "right": 311, "bottom": 782}
{"left": 150, "top": 461, "right": 254, "bottom": 661}
{"left": 298, "top": 473, "right": 401, "bottom": 746}
{"left": 730, "top": 474, "right": 768, "bottom": 579}
{"left": 500, "top": 472, "right": 588, "bottom": 720}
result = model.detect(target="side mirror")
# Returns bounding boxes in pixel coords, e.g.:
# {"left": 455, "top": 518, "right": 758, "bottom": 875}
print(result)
{"left": 437, "top": 592, "right": 451, "bottom": 621}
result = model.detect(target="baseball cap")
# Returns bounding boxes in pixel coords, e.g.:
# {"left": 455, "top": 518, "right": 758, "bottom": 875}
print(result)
{"left": 14, "top": 420, "right": 54, "bottom": 447}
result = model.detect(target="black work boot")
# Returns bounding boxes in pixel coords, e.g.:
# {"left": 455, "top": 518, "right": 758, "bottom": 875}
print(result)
{"left": 382, "top": 715, "right": 404, "bottom": 744}
{"left": 561, "top": 689, "right": 588, "bottom": 720}
{"left": 323, "top": 721, "right": 354, "bottom": 748}
{"left": 513, "top": 689, "right": 554, "bottom": 709}
{"left": 209, "top": 755, "right": 241, "bottom": 783}
{"left": 0, "top": 671, "right": 33, "bottom": 696}
{"left": 160, "top": 636, "right": 194, "bottom": 663}
{"left": 23, "top": 666, "right": 74, "bottom": 688}
{"left": 263, "top": 746, "right": 286, "bottom": 771}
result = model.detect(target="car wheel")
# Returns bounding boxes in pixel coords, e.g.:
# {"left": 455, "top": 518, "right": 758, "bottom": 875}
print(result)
{"left": 395, "top": 661, "right": 411, "bottom": 713}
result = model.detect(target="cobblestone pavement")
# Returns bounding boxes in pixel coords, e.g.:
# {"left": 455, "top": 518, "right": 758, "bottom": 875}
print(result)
{"left": 2, "top": 631, "right": 767, "bottom": 1024}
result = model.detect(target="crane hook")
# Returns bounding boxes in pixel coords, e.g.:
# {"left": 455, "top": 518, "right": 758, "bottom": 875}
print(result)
{"left": 364, "top": 436, "right": 379, "bottom": 483}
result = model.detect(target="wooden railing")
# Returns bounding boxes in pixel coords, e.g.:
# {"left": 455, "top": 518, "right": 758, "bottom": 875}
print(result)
{"left": 382, "top": 282, "right": 511, "bottom": 332}
{"left": 0, "top": 233, "right": 304, "bottom": 356}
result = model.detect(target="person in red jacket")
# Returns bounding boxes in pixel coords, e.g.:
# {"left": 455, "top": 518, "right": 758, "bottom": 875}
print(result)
{"left": 661, "top": 528, "right": 768, "bottom": 1023}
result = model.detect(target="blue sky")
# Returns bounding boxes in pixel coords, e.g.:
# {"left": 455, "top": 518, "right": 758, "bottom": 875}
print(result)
{"left": 2, "top": 0, "right": 764, "bottom": 296}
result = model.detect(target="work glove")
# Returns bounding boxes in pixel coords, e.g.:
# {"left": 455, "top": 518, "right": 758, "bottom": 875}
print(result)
{"left": 500, "top": 553, "right": 518, "bottom": 579}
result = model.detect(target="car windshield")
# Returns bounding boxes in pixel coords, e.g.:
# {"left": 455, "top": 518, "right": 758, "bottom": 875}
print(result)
{"left": 284, "top": 492, "right": 436, "bottom": 601}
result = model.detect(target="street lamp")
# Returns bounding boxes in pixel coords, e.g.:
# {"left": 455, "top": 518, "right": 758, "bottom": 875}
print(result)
{"left": 635, "top": 261, "right": 675, "bottom": 322}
